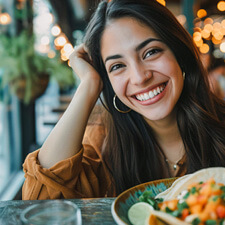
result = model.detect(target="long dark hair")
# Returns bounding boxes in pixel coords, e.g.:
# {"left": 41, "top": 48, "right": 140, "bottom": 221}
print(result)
{"left": 84, "top": 0, "right": 225, "bottom": 194}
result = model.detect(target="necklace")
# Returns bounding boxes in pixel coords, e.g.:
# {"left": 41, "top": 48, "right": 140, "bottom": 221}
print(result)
{"left": 165, "top": 157, "right": 182, "bottom": 171}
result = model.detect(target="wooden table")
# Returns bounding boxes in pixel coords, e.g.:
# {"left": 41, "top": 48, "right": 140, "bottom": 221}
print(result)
{"left": 0, "top": 198, "right": 116, "bottom": 225}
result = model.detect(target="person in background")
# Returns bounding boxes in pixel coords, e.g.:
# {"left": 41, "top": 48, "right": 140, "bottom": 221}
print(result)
{"left": 208, "top": 57, "right": 225, "bottom": 100}
{"left": 22, "top": 0, "right": 225, "bottom": 200}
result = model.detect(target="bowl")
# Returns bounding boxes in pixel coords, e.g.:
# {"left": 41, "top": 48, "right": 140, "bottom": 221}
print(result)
{"left": 111, "top": 177, "right": 177, "bottom": 225}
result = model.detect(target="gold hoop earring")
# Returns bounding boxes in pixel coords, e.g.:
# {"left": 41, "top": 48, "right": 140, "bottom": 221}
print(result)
{"left": 113, "top": 95, "right": 131, "bottom": 113}
{"left": 183, "top": 71, "right": 186, "bottom": 80}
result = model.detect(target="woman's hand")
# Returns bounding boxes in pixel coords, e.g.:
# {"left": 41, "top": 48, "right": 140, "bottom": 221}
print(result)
{"left": 38, "top": 44, "right": 104, "bottom": 168}
{"left": 69, "top": 44, "right": 103, "bottom": 92}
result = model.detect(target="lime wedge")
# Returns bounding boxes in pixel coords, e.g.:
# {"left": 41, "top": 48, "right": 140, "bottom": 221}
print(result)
{"left": 128, "top": 202, "right": 154, "bottom": 225}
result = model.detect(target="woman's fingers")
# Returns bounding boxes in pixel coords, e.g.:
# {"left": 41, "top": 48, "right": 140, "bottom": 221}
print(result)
{"left": 69, "top": 44, "right": 103, "bottom": 91}
{"left": 69, "top": 44, "right": 95, "bottom": 79}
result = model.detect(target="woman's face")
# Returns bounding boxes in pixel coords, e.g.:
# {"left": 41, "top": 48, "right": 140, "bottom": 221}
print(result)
{"left": 101, "top": 17, "right": 184, "bottom": 122}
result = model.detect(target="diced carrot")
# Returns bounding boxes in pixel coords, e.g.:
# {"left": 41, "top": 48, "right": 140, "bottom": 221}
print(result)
{"left": 159, "top": 199, "right": 178, "bottom": 211}
{"left": 199, "top": 183, "right": 212, "bottom": 197}
{"left": 216, "top": 205, "right": 225, "bottom": 219}
{"left": 189, "top": 204, "right": 203, "bottom": 214}
{"left": 211, "top": 185, "right": 223, "bottom": 195}
{"left": 186, "top": 194, "right": 198, "bottom": 206}
{"left": 167, "top": 199, "right": 178, "bottom": 211}
{"left": 181, "top": 208, "right": 189, "bottom": 220}
{"left": 199, "top": 202, "right": 217, "bottom": 221}
{"left": 199, "top": 211, "right": 209, "bottom": 222}
{"left": 197, "top": 195, "right": 208, "bottom": 205}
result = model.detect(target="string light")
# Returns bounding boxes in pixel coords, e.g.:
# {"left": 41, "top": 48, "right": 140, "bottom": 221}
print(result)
{"left": 195, "top": 39, "right": 203, "bottom": 47}
{"left": 212, "top": 36, "right": 222, "bottom": 45}
{"left": 199, "top": 43, "right": 209, "bottom": 54}
{"left": 219, "top": 42, "right": 225, "bottom": 52}
{"left": 204, "top": 24, "right": 213, "bottom": 32}
{"left": 217, "top": 1, "right": 225, "bottom": 11}
{"left": 193, "top": 31, "right": 202, "bottom": 42}
{"left": 0, "top": 13, "right": 11, "bottom": 25}
{"left": 51, "top": 25, "right": 61, "bottom": 36}
{"left": 54, "top": 35, "right": 67, "bottom": 47}
{"left": 204, "top": 18, "right": 213, "bottom": 25}
{"left": 197, "top": 9, "right": 207, "bottom": 19}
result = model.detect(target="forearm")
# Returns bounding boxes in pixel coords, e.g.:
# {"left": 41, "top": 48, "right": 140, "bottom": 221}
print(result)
{"left": 38, "top": 79, "right": 101, "bottom": 168}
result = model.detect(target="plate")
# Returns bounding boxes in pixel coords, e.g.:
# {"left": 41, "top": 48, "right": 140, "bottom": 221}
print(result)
{"left": 111, "top": 177, "right": 177, "bottom": 225}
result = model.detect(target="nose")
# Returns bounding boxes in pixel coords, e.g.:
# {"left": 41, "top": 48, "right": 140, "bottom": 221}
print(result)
{"left": 129, "top": 63, "right": 152, "bottom": 85}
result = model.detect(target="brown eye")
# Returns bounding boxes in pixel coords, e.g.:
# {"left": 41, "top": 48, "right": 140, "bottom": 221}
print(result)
{"left": 144, "top": 48, "right": 162, "bottom": 59}
{"left": 109, "top": 63, "right": 125, "bottom": 72}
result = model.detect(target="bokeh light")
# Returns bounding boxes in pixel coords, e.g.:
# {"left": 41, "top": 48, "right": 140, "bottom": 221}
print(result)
{"left": 0, "top": 13, "right": 11, "bottom": 25}
{"left": 220, "top": 42, "right": 225, "bottom": 52}
{"left": 199, "top": 43, "right": 209, "bottom": 54}
{"left": 197, "top": 9, "right": 207, "bottom": 19}
{"left": 51, "top": 25, "right": 61, "bottom": 36}
{"left": 217, "top": 1, "right": 225, "bottom": 11}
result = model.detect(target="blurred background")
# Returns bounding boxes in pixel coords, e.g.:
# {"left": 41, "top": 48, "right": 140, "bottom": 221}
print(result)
{"left": 0, "top": 0, "right": 224, "bottom": 200}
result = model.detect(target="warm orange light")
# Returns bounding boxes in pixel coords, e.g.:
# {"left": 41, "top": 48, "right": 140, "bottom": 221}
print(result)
{"left": 217, "top": 1, "right": 225, "bottom": 11}
{"left": 213, "top": 22, "right": 221, "bottom": 29}
{"left": 195, "top": 39, "right": 203, "bottom": 47}
{"left": 61, "top": 54, "right": 68, "bottom": 61}
{"left": 156, "top": 0, "right": 166, "bottom": 6}
{"left": 193, "top": 31, "right": 202, "bottom": 42}
{"left": 54, "top": 36, "right": 67, "bottom": 47}
{"left": 204, "top": 24, "right": 213, "bottom": 32}
{"left": 0, "top": 13, "right": 11, "bottom": 25}
{"left": 199, "top": 43, "right": 209, "bottom": 54}
{"left": 213, "top": 32, "right": 223, "bottom": 40}
{"left": 197, "top": 9, "right": 207, "bottom": 18}
{"left": 204, "top": 18, "right": 213, "bottom": 25}
{"left": 221, "top": 27, "right": 225, "bottom": 35}
{"left": 212, "top": 36, "right": 222, "bottom": 45}
{"left": 201, "top": 29, "right": 210, "bottom": 39}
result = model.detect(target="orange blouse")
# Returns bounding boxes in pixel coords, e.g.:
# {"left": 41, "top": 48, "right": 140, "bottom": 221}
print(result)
{"left": 22, "top": 106, "right": 186, "bottom": 200}
{"left": 22, "top": 106, "right": 116, "bottom": 200}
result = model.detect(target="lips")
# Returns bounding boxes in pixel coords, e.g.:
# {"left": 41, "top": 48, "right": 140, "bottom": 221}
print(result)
{"left": 135, "top": 82, "right": 167, "bottom": 101}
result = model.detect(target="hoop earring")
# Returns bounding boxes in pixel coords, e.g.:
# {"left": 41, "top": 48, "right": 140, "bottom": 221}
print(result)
{"left": 182, "top": 71, "right": 186, "bottom": 80}
{"left": 113, "top": 95, "right": 131, "bottom": 113}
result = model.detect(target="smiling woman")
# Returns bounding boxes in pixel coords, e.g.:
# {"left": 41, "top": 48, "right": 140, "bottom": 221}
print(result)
{"left": 22, "top": 0, "right": 225, "bottom": 200}
{"left": 101, "top": 17, "right": 184, "bottom": 122}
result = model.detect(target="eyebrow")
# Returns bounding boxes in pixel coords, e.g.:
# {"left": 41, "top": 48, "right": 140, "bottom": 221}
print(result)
{"left": 104, "top": 38, "right": 162, "bottom": 64}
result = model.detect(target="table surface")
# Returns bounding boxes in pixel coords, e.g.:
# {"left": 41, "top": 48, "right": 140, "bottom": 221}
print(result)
{"left": 0, "top": 198, "right": 117, "bottom": 225}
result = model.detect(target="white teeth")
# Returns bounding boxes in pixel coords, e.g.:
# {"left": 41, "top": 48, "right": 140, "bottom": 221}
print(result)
{"left": 149, "top": 91, "right": 154, "bottom": 98}
{"left": 136, "top": 84, "right": 166, "bottom": 101}
{"left": 144, "top": 93, "right": 149, "bottom": 100}
{"left": 157, "top": 87, "right": 160, "bottom": 94}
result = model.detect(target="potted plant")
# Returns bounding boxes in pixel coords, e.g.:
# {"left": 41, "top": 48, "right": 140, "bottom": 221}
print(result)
{"left": 0, "top": 31, "right": 76, "bottom": 104}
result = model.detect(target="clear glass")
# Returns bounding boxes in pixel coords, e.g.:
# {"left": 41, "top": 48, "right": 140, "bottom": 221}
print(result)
{"left": 20, "top": 200, "right": 82, "bottom": 225}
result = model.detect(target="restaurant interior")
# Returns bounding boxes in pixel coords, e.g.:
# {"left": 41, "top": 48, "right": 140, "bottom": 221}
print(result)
{"left": 0, "top": 0, "right": 224, "bottom": 202}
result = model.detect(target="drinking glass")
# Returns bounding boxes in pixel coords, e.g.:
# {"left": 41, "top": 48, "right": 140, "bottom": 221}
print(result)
{"left": 20, "top": 200, "right": 82, "bottom": 225}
